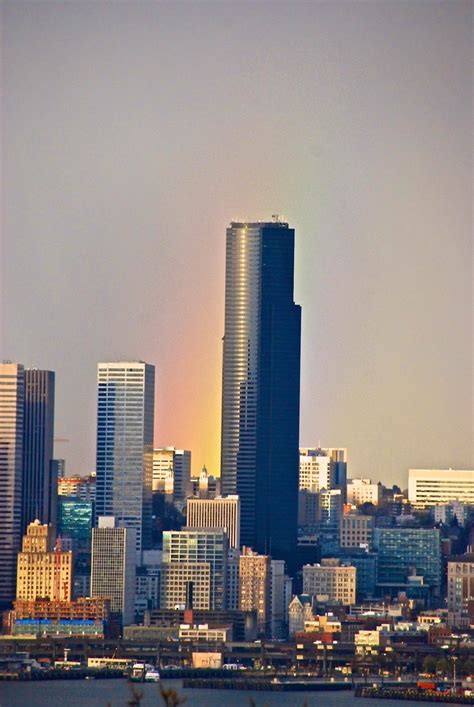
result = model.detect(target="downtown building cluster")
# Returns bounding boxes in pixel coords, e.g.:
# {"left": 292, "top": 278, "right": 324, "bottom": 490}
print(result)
{"left": 1, "top": 221, "right": 474, "bottom": 662}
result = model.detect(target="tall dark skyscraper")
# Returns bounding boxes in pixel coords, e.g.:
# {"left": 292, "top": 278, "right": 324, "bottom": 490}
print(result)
{"left": 220, "top": 220, "right": 301, "bottom": 569}
{"left": 22, "top": 369, "right": 56, "bottom": 532}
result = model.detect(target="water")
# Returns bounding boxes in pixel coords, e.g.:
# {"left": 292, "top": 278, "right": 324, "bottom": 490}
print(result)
{"left": 0, "top": 679, "right": 440, "bottom": 707}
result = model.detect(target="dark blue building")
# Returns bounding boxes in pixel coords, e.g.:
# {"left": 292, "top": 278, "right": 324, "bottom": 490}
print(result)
{"left": 220, "top": 220, "right": 301, "bottom": 569}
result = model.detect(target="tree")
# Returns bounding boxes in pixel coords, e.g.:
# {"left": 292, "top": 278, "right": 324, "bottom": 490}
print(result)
{"left": 435, "top": 658, "right": 449, "bottom": 675}
{"left": 423, "top": 656, "right": 437, "bottom": 674}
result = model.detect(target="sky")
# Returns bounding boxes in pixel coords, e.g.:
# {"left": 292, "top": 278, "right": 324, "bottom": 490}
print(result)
{"left": 1, "top": 1, "right": 472, "bottom": 487}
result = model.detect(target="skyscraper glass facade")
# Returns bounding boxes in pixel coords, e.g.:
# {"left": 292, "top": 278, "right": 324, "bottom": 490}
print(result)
{"left": 95, "top": 362, "right": 155, "bottom": 556}
{"left": 58, "top": 498, "right": 94, "bottom": 551}
{"left": 22, "top": 369, "right": 56, "bottom": 532}
{"left": 220, "top": 221, "right": 301, "bottom": 569}
{"left": 373, "top": 527, "right": 441, "bottom": 591}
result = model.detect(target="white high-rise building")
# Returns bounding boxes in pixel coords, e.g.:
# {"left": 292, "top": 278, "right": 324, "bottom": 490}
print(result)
{"left": 153, "top": 447, "right": 191, "bottom": 501}
{"left": 91, "top": 517, "right": 136, "bottom": 625}
{"left": 408, "top": 469, "right": 474, "bottom": 508}
{"left": 95, "top": 362, "right": 155, "bottom": 557}
{"left": 299, "top": 449, "right": 333, "bottom": 492}
{"left": 186, "top": 495, "right": 240, "bottom": 549}
{"left": 0, "top": 363, "right": 24, "bottom": 606}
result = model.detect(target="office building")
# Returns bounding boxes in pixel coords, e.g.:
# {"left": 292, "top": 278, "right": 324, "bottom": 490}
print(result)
{"left": 186, "top": 495, "right": 240, "bottom": 549}
{"left": 153, "top": 447, "right": 191, "bottom": 502}
{"left": 160, "top": 529, "right": 227, "bottom": 610}
{"left": 433, "top": 501, "right": 470, "bottom": 527}
{"left": 447, "top": 554, "right": 474, "bottom": 612}
{"left": 239, "top": 547, "right": 271, "bottom": 636}
{"left": 58, "top": 473, "right": 96, "bottom": 501}
{"left": 95, "top": 361, "right": 155, "bottom": 556}
{"left": 220, "top": 220, "right": 301, "bottom": 568}
{"left": 373, "top": 527, "right": 441, "bottom": 594}
{"left": 340, "top": 514, "right": 373, "bottom": 549}
{"left": 0, "top": 363, "right": 25, "bottom": 606}
{"left": 57, "top": 497, "right": 94, "bottom": 551}
{"left": 303, "top": 559, "right": 356, "bottom": 605}
{"left": 408, "top": 469, "right": 474, "bottom": 508}
{"left": 51, "top": 459, "right": 66, "bottom": 480}
{"left": 16, "top": 521, "right": 72, "bottom": 602}
{"left": 337, "top": 549, "right": 377, "bottom": 600}
{"left": 22, "top": 369, "right": 56, "bottom": 533}
{"left": 299, "top": 447, "right": 347, "bottom": 493}
{"left": 270, "top": 559, "right": 292, "bottom": 639}
{"left": 190, "top": 466, "right": 221, "bottom": 499}
{"left": 298, "top": 489, "right": 320, "bottom": 527}
{"left": 90, "top": 517, "right": 136, "bottom": 625}
{"left": 346, "top": 479, "right": 381, "bottom": 506}
{"left": 226, "top": 548, "right": 240, "bottom": 610}
{"left": 319, "top": 489, "right": 343, "bottom": 527}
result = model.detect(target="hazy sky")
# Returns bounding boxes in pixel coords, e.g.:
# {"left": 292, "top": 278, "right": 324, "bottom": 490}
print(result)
{"left": 1, "top": 1, "right": 472, "bottom": 487}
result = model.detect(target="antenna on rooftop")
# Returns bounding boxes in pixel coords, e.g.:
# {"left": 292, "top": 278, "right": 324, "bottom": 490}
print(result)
{"left": 272, "top": 214, "right": 280, "bottom": 223}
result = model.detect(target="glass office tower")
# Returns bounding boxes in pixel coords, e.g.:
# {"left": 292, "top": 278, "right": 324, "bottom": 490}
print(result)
{"left": 95, "top": 362, "right": 155, "bottom": 558}
{"left": 220, "top": 220, "right": 301, "bottom": 569}
{"left": 22, "top": 369, "right": 56, "bottom": 532}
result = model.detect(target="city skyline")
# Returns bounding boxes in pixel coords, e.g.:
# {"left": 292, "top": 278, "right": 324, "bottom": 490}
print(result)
{"left": 1, "top": 2, "right": 472, "bottom": 486}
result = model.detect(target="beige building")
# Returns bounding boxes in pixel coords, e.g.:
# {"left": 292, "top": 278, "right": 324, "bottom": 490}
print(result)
{"left": 178, "top": 623, "right": 231, "bottom": 642}
{"left": 16, "top": 520, "right": 72, "bottom": 602}
{"left": 303, "top": 559, "right": 356, "bottom": 605}
{"left": 340, "top": 514, "right": 373, "bottom": 549}
{"left": 447, "top": 555, "right": 474, "bottom": 612}
{"left": 186, "top": 496, "right": 240, "bottom": 549}
{"left": 346, "top": 479, "right": 381, "bottom": 506}
{"left": 408, "top": 469, "right": 474, "bottom": 508}
{"left": 153, "top": 447, "right": 191, "bottom": 501}
{"left": 239, "top": 547, "right": 271, "bottom": 635}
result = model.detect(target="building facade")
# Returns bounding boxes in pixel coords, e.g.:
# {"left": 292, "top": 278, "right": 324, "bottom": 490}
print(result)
{"left": 58, "top": 474, "right": 96, "bottom": 501}
{"left": 447, "top": 555, "right": 474, "bottom": 612}
{"left": 0, "top": 363, "right": 25, "bottom": 607}
{"left": 303, "top": 559, "right": 356, "bottom": 605}
{"left": 152, "top": 447, "right": 191, "bottom": 502}
{"left": 220, "top": 220, "right": 301, "bottom": 569}
{"left": 22, "top": 369, "right": 56, "bottom": 533}
{"left": 340, "top": 514, "right": 373, "bottom": 549}
{"left": 186, "top": 495, "right": 240, "bottom": 549}
{"left": 95, "top": 362, "right": 155, "bottom": 556}
{"left": 239, "top": 547, "right": 271, "bottom": 636}
{"left": 90, "top": 517, "right": 136, "bottom": 625}
{"left": 373, "top": 527, "right": 441, "bottom": 594}
{"left": 190, "top": 466, "right": 221, "bottom": 499}
{"left": 16, "top": 521, "right": 72, "bottom": 602}
{"left": 58, "top": 497, "right": 94, "bottom": 551}
{"left": 408, "top": 469, "right": 474, "bottom": 508}
{"left": 346, "top": 479, "right": 381, "bottom": 506}
{"left": 160, "top": 529, "right": 227, "bottom": 611}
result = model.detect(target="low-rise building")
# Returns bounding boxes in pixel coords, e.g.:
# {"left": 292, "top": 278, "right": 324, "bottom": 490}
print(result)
{"left": 346, "top": 479, "right": 380, "bottom": 506}
{"left": 178, "top": 623, "right": 232, "bottom": 642}
{"left": 303, "top": 559, "right": 356, "bottom": 605}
